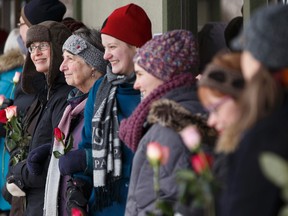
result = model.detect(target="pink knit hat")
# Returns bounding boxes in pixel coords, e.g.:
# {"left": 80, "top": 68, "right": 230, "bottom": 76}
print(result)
{"left": 134, "top": 30, "right": 199, "bottom": 82}
{"left": 101, "top": 3, "right": 152, "bottom": 47}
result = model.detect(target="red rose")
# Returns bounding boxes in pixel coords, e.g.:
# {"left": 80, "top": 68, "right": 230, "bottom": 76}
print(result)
{"left": 71, "top": 208, "right": 84, "bottom": 216}
{"left": 191, "top": 153, "right": 213, "bottom": 174}
{"left": 0, "top": 109, "right": 8, "bottom": 124}
{"left": 54, "top": 127, "right": 65, "bottom": 142}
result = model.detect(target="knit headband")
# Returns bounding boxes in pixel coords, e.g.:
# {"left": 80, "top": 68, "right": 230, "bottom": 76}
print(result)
{"left": 63, "top": 35, "right": 107, "bottom": 74}
{"left": 198, "top": 64, "right": 244, "bottom": 99}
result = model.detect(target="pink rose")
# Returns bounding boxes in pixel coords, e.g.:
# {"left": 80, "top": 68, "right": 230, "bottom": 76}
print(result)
{"left": 180, "top": 125, "right": 201, "bottom": 152}
{"left": 0, "top": 95, "right": 5, "bottom": 106}
{"left": 147, "top": 141, "right": 170, "bottom": 166}
{"left": 5, "top": 106, "right": 17, "bottom": 121}
{"left": 13, "top": 72, "right": 21, "bottom": 84}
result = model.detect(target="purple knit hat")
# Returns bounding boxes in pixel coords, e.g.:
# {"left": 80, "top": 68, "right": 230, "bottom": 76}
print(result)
{"left": 134, "top": 30, "right": 199, "bottom": 82}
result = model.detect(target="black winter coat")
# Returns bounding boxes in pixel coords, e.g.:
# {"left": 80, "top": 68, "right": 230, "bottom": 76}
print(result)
{"left": 9, "top": 75, "right": 73, "bottom": 216}
{"left": 219, "top": 94, "right": 288, "bottom": 216}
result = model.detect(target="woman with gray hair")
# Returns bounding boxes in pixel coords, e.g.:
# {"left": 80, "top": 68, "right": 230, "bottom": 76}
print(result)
{"left": 27, "top": 27, "right": 108, "bottom": 216}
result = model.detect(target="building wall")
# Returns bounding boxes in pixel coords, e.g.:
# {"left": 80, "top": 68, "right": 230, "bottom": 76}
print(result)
{"left": 80, "top": 0, "right": 243, "bottom": 34}
{"left": 82, "top": 0, "right": 163, "bottom": 35}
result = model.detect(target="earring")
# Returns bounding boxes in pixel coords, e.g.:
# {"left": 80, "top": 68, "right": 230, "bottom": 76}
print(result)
{"left": 91, "top": 68, "right": 95, "bottom": 77}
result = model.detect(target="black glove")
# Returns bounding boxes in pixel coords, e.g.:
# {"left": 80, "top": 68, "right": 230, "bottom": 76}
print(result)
{"left": 27, "top": 143, "right": 51, "bottom": 175}
{"left": 5, "top": 161, "right": 26, "bottom": 197}
{"left": 59, "top": 149, "right": 86, "bottom": 176}
{"left": 0, "top": 98, "right": 13, "bottom": 110}
{"left": 66, "top": 177, "right": 93, "bottom": 216}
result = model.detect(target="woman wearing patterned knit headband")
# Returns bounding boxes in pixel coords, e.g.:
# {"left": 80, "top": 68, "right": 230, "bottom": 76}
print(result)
{"left": 118, "top": 29, "right": 215, "bottom": 215}
{"left": 28, "top": 28, "right": 107, "bottom": 216}
{"left": 58, "top": 3, "right": 152, "bottom": 216}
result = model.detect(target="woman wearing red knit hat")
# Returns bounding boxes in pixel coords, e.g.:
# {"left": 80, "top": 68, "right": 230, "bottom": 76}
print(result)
{"left": 58, "top": 3, "right": 152, "bottom": 216}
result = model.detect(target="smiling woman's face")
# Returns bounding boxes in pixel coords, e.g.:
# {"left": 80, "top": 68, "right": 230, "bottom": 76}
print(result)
{"left": 60, "top": 50, "right": 96, "bottom": 93}
{"left": 198, "top": 87, "right": 240, "bottom": 134}
{"left": 101, "top": 34, "right": 136, "bottom": 76}
{"left": 30, "top": 41, "right": 51, "bottom": 74}
{"left": 133, "top": 63, "right": 164, "bottom": 99}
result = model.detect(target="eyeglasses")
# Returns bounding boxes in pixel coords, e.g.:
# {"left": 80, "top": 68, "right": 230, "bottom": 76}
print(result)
{"left": 17, "top": 22, "right": 26, "bottom": 27}
{"left": 206, "top": 96, "right": 231, "bottom": 114}
{"left": 28, "top": 42, "right": 50, "bottom": 53}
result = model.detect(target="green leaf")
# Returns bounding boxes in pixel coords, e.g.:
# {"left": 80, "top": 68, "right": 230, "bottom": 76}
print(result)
{"left": 177, "top": 169, "right": 197, "bottom": 181}
{"left": 53, "top": 151, "right": 63, "bottom": 159}
{"left": 156, "top": 200, "right": 174, "bottom": 216}
{"left": 64, "top": 135, "right": 74, "bottom": 154}
{"left": 259, "top": 152, "right": 288, "bottom": 187}
{"left": 282, "top": 186, "right": 288, "bottom": 203}
{"left": 279, "top": 205, "right": 288, "bottom": 216}
{"left": 5, "top": 139, "right": 17, "bottom": 153}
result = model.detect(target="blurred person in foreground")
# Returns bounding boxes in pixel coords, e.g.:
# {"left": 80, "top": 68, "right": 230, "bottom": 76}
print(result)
{"left": 218, "top": 4, "right": 288, "bottom": 216}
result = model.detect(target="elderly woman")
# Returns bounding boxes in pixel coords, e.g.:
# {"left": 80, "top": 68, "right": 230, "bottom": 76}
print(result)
{"left": 27, "top": 28, "right": 108, "bottom": 216}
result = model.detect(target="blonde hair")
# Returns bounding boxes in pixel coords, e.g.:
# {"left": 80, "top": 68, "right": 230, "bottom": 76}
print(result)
{"left": 217, "top": 67, "right": 282, "bottom": 153}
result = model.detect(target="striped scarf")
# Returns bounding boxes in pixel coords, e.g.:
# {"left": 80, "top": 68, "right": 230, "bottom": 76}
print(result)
{"left": 91, "top": 66, "right": 136, "bottom": 208}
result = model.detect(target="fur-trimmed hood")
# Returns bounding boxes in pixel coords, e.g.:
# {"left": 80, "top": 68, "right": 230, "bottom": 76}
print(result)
{"left": 147, "top": 98, "right": 216, "bottom": 145}
{"left": 0, "top": 49, "right": 24, "bottom": 73}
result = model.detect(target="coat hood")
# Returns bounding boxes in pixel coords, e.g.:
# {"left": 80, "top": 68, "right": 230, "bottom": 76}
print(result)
{"left": 0, "top": 49, "right": 24, "bottom": 73}
{"left": 22, "top": 21, "right": 71, "bottom": 94}
{"left": 147, "top": 98, "right": 216, "bottom": 145}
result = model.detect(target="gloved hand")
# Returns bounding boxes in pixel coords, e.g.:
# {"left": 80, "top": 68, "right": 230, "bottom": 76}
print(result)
{"left": 59, "top": 149, "right": 86, "bottom": 176}
{"left": 66, "top": 177, "right": 93, "bottom": 216}
{"left": 27, "top": 143, "right": 51, "bottom": 175}
{"left": 0, "top": 98, "right": 13, "bottom": 110}
{"left": 6, "top": 175, "right": 26, "bottom": 197}
{"left": 5, "top": 161, "right": 26, "bottom": 197}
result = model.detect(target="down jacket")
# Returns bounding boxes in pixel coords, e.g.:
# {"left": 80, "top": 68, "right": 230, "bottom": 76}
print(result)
{"left": 125, "top": 85, "right": 214, "bottom": 216}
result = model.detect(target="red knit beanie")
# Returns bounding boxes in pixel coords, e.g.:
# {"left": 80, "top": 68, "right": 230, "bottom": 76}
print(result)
{"left": 101, "top": 3, "right": 152, "bottom": 48}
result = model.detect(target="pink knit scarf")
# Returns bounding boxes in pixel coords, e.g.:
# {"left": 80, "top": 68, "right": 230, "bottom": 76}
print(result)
{"left": 119, "top": 73, "right": 196, "bottom": 152}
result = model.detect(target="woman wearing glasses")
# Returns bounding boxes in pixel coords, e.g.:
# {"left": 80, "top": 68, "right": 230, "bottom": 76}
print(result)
{"left": 197, "top": 51, "right": 244, "bottom": 215}
{"left": 4, "top": 21, "right": 73, "bottom": 216}
{"left": 198, "top": 52, "right": 244, "bottom": 144}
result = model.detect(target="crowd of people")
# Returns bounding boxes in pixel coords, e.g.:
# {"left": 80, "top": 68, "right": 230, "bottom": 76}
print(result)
{"left": 0, "top": 0, "right": 287, "bottom": 216}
